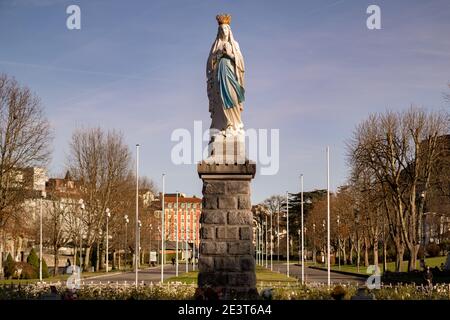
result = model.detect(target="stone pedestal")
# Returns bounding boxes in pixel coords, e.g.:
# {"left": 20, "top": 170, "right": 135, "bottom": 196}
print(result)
{"left": 197, "top": 161, "right": 257, "bottom": 300}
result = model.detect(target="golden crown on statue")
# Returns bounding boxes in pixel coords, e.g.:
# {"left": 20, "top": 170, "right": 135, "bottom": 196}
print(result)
{"left": 216, "top": 14, "right": 231, "bottom": 25}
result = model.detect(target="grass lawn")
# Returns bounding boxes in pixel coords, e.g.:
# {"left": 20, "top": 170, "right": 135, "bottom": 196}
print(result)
{"left": 312, "top": 256, "right": 447, "bottom": 275}
{"left": 165, "top": 266, "right": 297, "bottom": 285}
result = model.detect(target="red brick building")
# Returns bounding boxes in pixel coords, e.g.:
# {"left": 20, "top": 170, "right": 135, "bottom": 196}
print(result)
{"left": 152, "top": 193, "right": 202, "bottom": 248}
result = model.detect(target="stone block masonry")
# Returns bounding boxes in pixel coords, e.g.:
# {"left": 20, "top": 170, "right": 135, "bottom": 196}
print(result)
{"left": 197, "top": 162, "right": 257, "bottom": 300}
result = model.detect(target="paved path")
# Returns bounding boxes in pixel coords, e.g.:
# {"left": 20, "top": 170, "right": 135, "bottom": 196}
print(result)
{"left": 80, "top": 263, "right": 365, "bottom": 285}
{"left": 82, "top": 264, "right": 194, "bottom": 284}
{"left": 269, "top": 263, "right": 366, "bottom": 285}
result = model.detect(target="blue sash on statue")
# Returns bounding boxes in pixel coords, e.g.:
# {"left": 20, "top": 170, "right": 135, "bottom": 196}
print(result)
{"left": 217, "top": 57, "right": 245, "bottom": 110}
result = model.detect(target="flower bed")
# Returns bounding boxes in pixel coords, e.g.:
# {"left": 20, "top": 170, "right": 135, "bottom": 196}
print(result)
{"left": 0, "top": 282, "right": 449, "bottom": 300}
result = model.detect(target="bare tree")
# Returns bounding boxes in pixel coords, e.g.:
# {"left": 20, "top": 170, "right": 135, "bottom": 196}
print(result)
{"left": 0, "top": 74, "right": 52, "bottom": 227}
{"left": 67, "top": 127, "right": 132, "bottom": 270}
{"left": 42, "top": 195, "right": 71, "bottom": 275}
{"left": 0, "top": 74, "right": 52, "bottom": 273}
{"left": 348, "top": 107, "right": 449, "bottom": 271}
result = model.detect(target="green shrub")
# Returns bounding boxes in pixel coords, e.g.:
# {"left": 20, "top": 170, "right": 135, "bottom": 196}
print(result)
{"left": 3, "top": 253, "right": 15, "bottom": 279}
{"left": 26, "top": 248, "right": 39, "bottom": 278}
{"left": 426, "top": 243, "right": 440, "bottom": 258}
{"left": 42, "top": 258, "right": 49, "bottom": 278}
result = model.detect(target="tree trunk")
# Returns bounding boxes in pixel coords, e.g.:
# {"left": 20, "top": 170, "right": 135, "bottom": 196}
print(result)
{"left": 349, "top": 239, "right": 354, "bottom": 265}
{"left": 84, "top": 246, "right": 91, "bottom": 270}
{"left": 357, "top": 239, "right": 361, "bottom": 271}
{"left": 342, "top": 243, "right": 347, "bottom": 265}
{"left": 373, "top": 240, "right": 379, "bottom": 266}
{"left": 383, "top": 241, "right": 387, "bottom": 272}
{"left": 395, "top": 245, "right": 404, "bottom": 272}
{"left": 408, "top": 245, "right": 420, "bottom": 271}
{"left": 364, "top": 243, "right": 369, "bottom": 267}
{"left": 0, "top": 232, "right": 3, "bottom": 276}
{"left": 53, "top": 245, "right": 59, "bottom": 276}
{"left": 96, "top": 241, "right": 100, "bottom": 271}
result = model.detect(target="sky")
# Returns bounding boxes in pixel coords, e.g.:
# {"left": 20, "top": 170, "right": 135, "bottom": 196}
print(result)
{"left": 0, "top": 0, "right": 449, "bottom": 203}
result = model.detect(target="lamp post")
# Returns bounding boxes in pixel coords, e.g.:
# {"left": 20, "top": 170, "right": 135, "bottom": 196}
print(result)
{"left": 312, "top": 223, "right": 316, "bottom": 265}
{"left": 326, "top": 146, "right": 331, "bottom": 287}
{"left": 138, "top": 220, "right": 142, "bottom": 268}
{"left": 105, "top": 208, "right": 110, "bottom": 272}
{"left": 270, "top": 207, "right": 273, "bottom": 271}
{"left": 186, "top": 203, "right": 192, "bottom": 270}
{"left": 265, "top": 213, "right": 268, "bottom": 268}
{"left": 161, "top": 173, "right": 165, "bottom": 283}
{"left": 260, "top": 219, "right": 263, "bottom": 266}
{"left": 300, "top": 174, "right": 305, "bottom": 284}
{"left": 322, "top": 219, "right": 326, "bottom": 265}
{"left": 419, "top": 191, "right": 426, "bottom": 270}
{"left": 78, "top": 199, "right": 85, "bottom": 274}
{"left": 190, "top": 203, "right": 196, "bottom": 271}
{"left": 185, "top": 203, "right": 188, "bottom": 273}
{"left": 277, "top": 203, "right": 280, "bottom": 263}
{"left": 255, "top": 222, "right": 259, "bottom": 265}
{"left": 256, "top": 220, "right": 260, "bottom": 266}
{"left": 135, "top": 144, "right": 140, "bottom": 287}
{"left": 176, "top": 191, "right": 179, "bottom": 277}
{"left": 39, "top": 191, "right": 46, "bottom": 281}
{"left": 337, "top": 214, "right": 340, "bottom": 270}
{"left": 124, "top": 215, "right": 129, "bottom": 269}
{"left": 157, "top": 226, "right": 161, "bottom": 266}
{"left": 286, "top": 191, "right": 290, "bottom": 277}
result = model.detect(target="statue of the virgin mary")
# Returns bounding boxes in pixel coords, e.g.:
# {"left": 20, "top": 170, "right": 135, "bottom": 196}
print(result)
{"left": 207, "top": 14, "right": 245, "bottom": 139}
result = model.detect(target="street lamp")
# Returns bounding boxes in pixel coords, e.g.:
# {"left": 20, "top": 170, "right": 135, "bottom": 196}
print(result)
{"left": 265, "top": 213, "right": 268, "bottom": 268}
{"left": 105, "top": 208, "right": 111, "bottom": 273}
{"left": 300, "top": 174, "right": 305, "bottom": 284}
{"left": 192, "top": 204, "right": 196, "bottom": 271}
{"left": 419, "top": 191, "right": 426, "bottom": 270}
{"left": 161, "top": 173, "right": 165, "bottom": 283}
{"left": 322, "top": 219, "right": 326, "bottom": 265}
{"left": 298, "top": 229, "right": 301, "bottom": 265}
{"left": 135, "top": 143, "right": 140, "bottom": 288}
{"left": 78, "top": 199, "right": 85, "bottom": 274}
{"left": 138, "top": 220, "right": 142, "bottom": 268}
{"left": 39, "top": 191, "right": 46, "bottom": 282}
{"left": 255, "top": 222, "right": 259, "bottom": 265}
{"left": 175, "top": 191, "right": 179, "bottom": 277}
{"left": 312, "top": 223, "right": 316, "bottom": 265}
{"left": 326, "top": 146, "right": 331, "bottom": 287}
{"left": 270, "top": 206, "right": 273, "bottom": 271}
{"left": 185, "top": 203, "right": 188, "bottom": 273}
{"left": 286, "top": 191, "right": 290, "bottom": 277}
{"left": 124, "top": 215, "right": 129, "bottom": 269}
{"left": 277, "top": 203, "right": 280, "bottom": 263}
{"left": 337, "top": 214, "right": 340, "bottom": 270}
